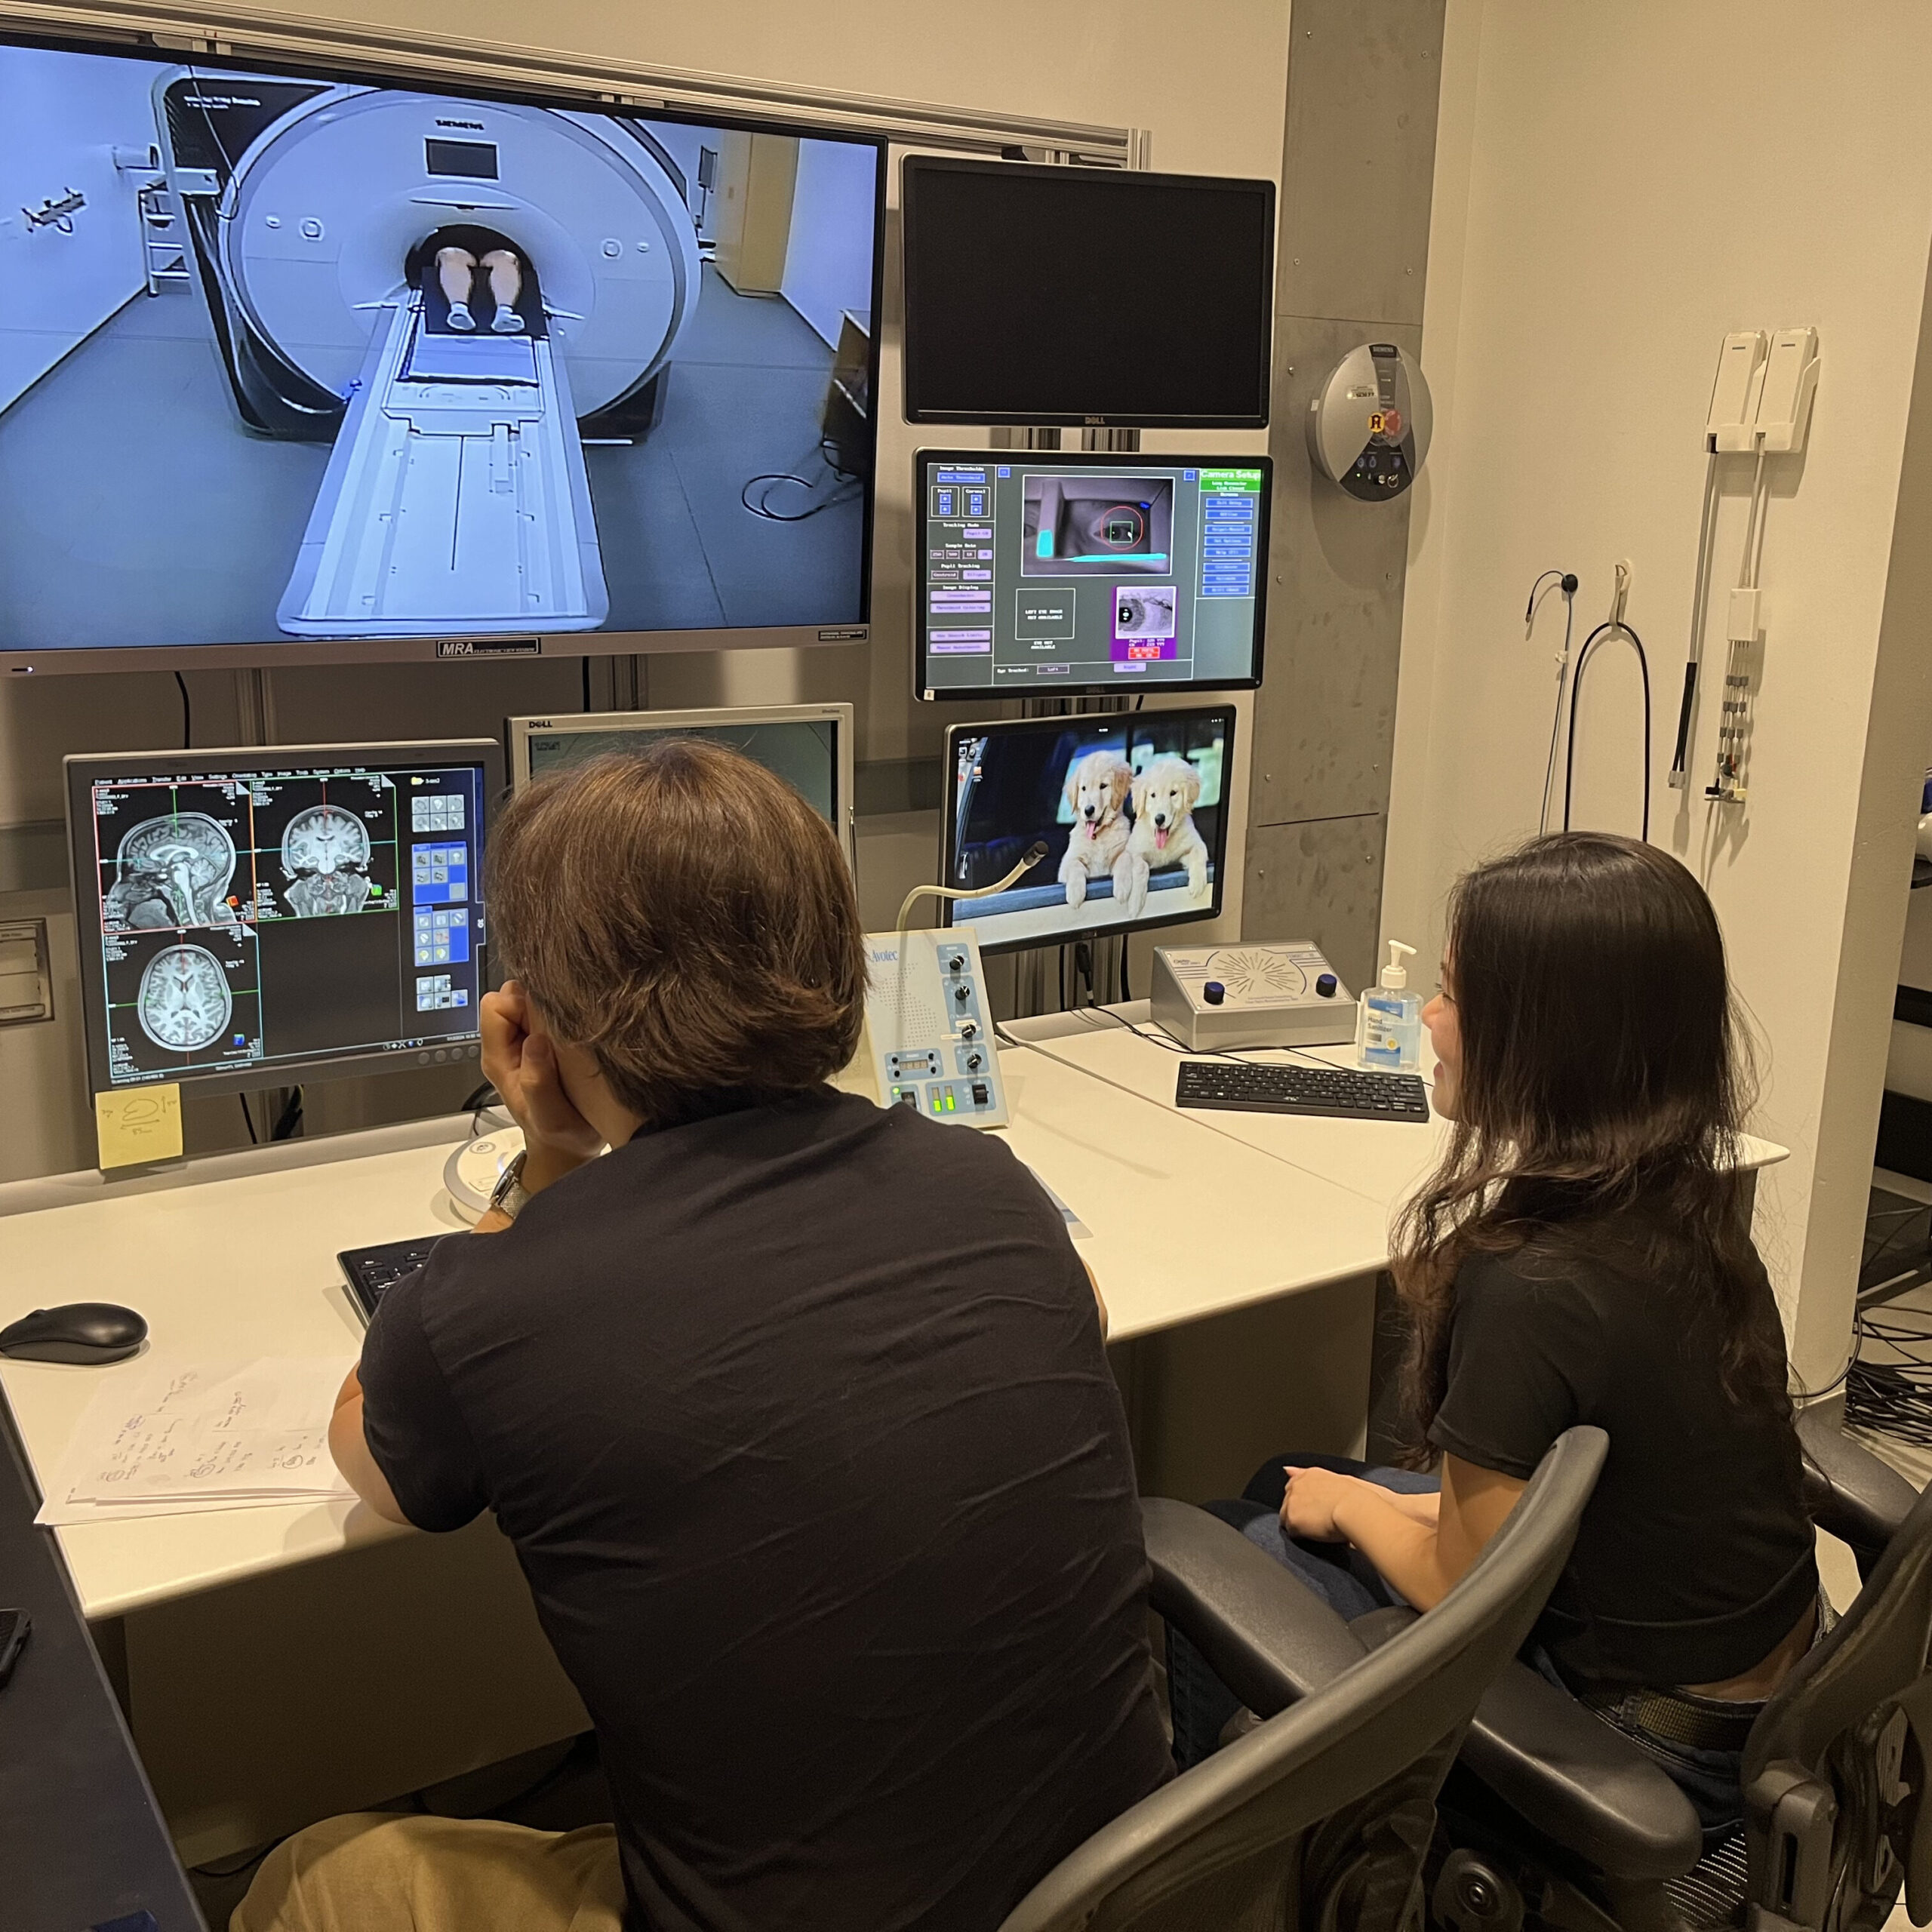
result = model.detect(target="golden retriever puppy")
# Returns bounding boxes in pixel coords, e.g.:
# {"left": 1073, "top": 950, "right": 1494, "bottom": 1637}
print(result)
{"left": 1120, "top": 755, "right": 1208, "bottom": 921}
{"left": 1058, "top": 749, "right": 1134, "bottom": 910}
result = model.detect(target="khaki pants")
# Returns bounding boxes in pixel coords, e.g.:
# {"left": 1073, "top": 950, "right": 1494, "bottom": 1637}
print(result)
{"left": 232, "top": 1813, "right": 626, "bottom": 1932}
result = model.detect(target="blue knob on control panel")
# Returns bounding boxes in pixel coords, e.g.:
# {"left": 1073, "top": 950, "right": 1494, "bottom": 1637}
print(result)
{"left": 1202, "top": 980, "right": 1226, "bottom": 1006}
{"left": 1316, "top": 973, "right": 1337, "bottom": 997}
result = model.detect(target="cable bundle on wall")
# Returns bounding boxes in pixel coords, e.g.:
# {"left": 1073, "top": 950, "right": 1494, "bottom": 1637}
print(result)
{"left": 1528, "top": 567, "right": 1652, "bottom": 841}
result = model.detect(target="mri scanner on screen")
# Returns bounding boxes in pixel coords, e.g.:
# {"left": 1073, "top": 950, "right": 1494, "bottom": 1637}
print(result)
{"left": 0, "top": 45, "right": 881, "bottom": 656}
{"left": 160, "top": 77, "right": 703, "bottom": 638}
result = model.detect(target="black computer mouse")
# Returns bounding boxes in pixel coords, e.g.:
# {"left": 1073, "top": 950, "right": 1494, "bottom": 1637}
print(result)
{"left": 0, "top": 1303, "right": 147, "bottom": 1364}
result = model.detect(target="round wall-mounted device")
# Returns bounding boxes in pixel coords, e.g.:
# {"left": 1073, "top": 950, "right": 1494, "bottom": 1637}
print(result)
{"left": 1307, "top": 343, "right": 1432, "bottom": 500}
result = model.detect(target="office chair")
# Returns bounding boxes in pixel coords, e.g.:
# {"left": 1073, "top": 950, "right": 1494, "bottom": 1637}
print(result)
{"left": 996, "top": 1425, "right": 1609, "bottom": 1932}
{"left": 1428, "top": 1408, "right": 1932, "bottom": 1931}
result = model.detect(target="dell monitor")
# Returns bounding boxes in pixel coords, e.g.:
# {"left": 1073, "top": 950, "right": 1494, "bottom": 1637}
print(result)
{"left": 1, "top": 32, "right": 884, "bottom": 673}
{"left": 506, "top": 704, "right": 854, "bottom": 863}
{"left": 66, "top": 740, "right": 503, "bottom": 1100}
{"left": 942, "top": 707, "right": 1235, "bottom": 952}
{"left": 900, "top": 156, "right": 1274, "bottom": 429}
{"left": 916, "top": 451, "right": 1269, "bottom": 699}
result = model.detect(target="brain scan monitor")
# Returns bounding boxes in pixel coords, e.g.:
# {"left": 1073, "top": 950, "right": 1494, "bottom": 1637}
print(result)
{"left": 66, "top": 742, "right": 500, "bottom": 1097}
{"left": 917, "top": 452, "right": 1269, "bottom": 698}
{"left": 0, "top": 35, "right": 884, "bottom": 669}
{"left": 941, "top": 706, "right": 1235, "bottom": 952}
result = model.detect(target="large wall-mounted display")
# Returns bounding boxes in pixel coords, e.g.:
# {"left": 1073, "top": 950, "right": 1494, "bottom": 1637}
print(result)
{"left": 0, "top": 35, "right": 884, "bottom": 671}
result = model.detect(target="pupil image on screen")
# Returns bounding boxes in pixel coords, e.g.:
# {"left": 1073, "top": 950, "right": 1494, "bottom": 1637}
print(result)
{"left": 85, "top": 764, "right": 481, "bottom": 1084}
{"left": 0, "top": 42, "right": 881, "bottom": 656}
{"left": 948, "top": 714, "right": 1229, "bottom": 950}
{"left": 921, "top": 456, "right": 1266, "bottom": 696}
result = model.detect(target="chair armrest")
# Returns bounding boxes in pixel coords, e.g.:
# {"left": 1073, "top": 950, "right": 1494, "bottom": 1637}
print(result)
{"left": 1140, "top": 1496, "right": 1367, "bottom": 1716}
{"left": 1797, "top": 1406, "right": 1919, "bottom": 1567}
{"left": 1458, "top": 1660, "right": 1702, "bottom": 1880}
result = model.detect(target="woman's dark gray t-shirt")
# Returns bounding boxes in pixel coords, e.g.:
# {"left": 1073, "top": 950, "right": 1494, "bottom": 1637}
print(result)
{"left": 360, "top": 1088, "right": 1170, "bottom": 1931}
{"left": 1429, "top": 1221, "right": 1817, "bottom": 1689}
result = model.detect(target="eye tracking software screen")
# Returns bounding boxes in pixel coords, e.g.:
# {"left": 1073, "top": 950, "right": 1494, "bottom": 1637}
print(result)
{"left": 69, "top": 749, "right": 494, "bottom": 1094}
{"left": 915, "top": 452, "right": 1269, "bottom": 698}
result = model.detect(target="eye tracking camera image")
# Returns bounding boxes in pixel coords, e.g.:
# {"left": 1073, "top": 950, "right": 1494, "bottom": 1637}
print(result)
{"left": 0, "top": 41, "right": 881, "bottom": 655}
{"left": 945, "top": 710, "right": 1231, "bottom": 951}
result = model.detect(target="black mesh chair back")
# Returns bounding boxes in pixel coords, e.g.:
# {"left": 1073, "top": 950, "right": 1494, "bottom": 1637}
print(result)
{"left": 997, "top": 1426, "right": 1609, "bottom": 1932}
{"left": 1740, "top": 1463, "right": 1932, "bottom": 1927}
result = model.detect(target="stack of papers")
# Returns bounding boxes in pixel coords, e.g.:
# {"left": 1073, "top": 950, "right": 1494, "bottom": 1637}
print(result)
{"left": 36, "top": 1356, "right": 358, "bottom": 1526}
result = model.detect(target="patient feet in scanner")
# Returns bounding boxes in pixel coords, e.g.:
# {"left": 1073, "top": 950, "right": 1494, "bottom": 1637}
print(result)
{"left": 445, "top": 300, "right": 525, "bottom": 334}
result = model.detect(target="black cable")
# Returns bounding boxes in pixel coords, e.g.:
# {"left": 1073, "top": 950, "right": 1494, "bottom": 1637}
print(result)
{"left": 269, "top": 1086, "right": 304, "bottom": 1142}
{"left": 1536, "top": 583, "right": 1577, "bottom": 834}
{"left": 237, "top": 1094, "right": 257, "bottom": 1145}
{"left": 582, "top": 657, "right": 592, "bottom": 712}
{"left": 1562, "top": 619, "right": 1653, "bottom": 841}
{"left": 174, "top": 671, "right": 192, "bottom": 748}
{"left": 741, "top": 439, "right": 862, "bottom": 523}
{"left": 1119, "top": 944, "right": 1131, "bottom": 1004}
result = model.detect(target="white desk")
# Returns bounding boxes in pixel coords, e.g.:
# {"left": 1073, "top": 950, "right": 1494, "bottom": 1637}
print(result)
{"left": 0, "top": 1017, "right": 1785, "bottom": 1861}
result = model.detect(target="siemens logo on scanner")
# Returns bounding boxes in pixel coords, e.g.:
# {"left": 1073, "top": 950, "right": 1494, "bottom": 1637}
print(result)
{"left": 435, "top": 118, "right": 487, "bottom": 129}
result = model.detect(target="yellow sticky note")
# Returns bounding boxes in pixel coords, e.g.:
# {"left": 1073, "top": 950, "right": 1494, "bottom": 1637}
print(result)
{"left": 95, "top": 1084, "right": 183, "bottom": 1170}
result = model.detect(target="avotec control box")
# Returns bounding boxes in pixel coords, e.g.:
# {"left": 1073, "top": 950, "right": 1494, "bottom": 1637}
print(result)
{"left": 1150, "top": 942, "right": 1356, "bottom": 1053}
{"left": 840, "top": 926, "right": 1008, "bottom": 1127}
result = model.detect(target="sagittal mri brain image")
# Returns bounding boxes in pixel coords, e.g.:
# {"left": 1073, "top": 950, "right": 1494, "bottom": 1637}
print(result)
{"left": 281, "top": 804, "right": 374, "bottom": 916}
{"left": 137, "top": 943, "right": 234, "bottom": 1051}
{"left": 103, "top": 814, "right": 238, "bottom": 929}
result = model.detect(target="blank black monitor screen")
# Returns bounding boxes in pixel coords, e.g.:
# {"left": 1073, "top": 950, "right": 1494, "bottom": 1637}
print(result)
{"left": 901, "top": 158, "right": 1274, "bottom": 428}
{"left": 916, "top": 451, "right": 1268, "bottom": 698}
{"left": 943, "top": 708, "right": 1234, "bottom": 952}
{"left": 0, "top": 32, "right": 884, "bottom": 672}
{"left": 66, "top": 740, "right": 502, "bottom": 1099}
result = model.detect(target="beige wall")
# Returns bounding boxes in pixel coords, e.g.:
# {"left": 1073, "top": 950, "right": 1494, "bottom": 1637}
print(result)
{"left": 1384, "top": 0, "right": 1932, "bottom": 1382}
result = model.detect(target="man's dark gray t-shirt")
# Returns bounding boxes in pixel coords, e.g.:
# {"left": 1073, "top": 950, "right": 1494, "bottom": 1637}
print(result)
{"left": 359, "top": 1088, "right": 1170, "bottom": 1931}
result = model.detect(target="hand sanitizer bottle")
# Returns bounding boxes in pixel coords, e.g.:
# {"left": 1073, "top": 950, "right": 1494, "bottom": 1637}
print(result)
{"left": 1357, "top": 940, "right": 1422, "bottom": 1072}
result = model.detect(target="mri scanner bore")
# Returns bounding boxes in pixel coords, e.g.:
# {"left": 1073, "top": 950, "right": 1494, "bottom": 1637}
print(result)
{"left": 0, "top": 40, "right": 883, "bottom": 655}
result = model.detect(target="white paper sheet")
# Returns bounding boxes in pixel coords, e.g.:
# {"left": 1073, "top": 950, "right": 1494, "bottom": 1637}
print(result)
{"left": 36, "top": 1356, "right": 358, "bottom": 1526}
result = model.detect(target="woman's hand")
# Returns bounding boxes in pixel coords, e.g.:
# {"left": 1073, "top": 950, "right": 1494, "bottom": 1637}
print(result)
{"left": 480, "top": 980, "right": 603, "bottom": 1189}
{"left": 1281, "top": 1466, "right": 1361, "bottom": 1542}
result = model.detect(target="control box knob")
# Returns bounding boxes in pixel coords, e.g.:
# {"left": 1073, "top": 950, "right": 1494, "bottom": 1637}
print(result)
{"left": 1202, "top": 980, "right": 1226, "bottom": 1007}
{"left": 954, "top": 984, "right": 971, "bottom": 1004}
{"left": 946, "top": 953, "right": 966, "bottom": 974}
{"left": 961, "top": 1020, "right": 977, "bottom": 1039}
{"left": 1316, "top": 973, "right": 1337, "bottom": 998}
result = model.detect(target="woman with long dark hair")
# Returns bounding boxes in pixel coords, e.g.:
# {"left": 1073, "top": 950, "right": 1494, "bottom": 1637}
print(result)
{"left": 1169, "top": 832, "right": 1823, "bottom": 1835}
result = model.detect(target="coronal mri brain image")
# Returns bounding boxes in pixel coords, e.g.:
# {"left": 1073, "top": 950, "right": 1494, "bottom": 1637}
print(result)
{"left": 281, "top": 804, "right": 374, "bottom": 916}
{"left": 103, "top": 814, "right": 237, "bottom": 929}
{"left": 137, "top": 943, "right": 234, "bottom": 1051}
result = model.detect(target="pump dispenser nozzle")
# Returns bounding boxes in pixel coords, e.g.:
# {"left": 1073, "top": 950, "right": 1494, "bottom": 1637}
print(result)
{"left": 1380, "top": 940, "right": 1417, "bottom": 990}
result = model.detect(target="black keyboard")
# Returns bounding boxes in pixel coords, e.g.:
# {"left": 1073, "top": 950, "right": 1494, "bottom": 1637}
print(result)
{"left": 1175, "top": 1060, "right": 1431, "bottom": 1122}
{"left": 338, "top": 1236, "right": 445, "bottom": 1323}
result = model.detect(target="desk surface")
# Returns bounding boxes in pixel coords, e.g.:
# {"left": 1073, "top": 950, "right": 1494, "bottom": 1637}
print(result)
{"left": 0, "top": 1014, "right": 1784, "bottom": 1622}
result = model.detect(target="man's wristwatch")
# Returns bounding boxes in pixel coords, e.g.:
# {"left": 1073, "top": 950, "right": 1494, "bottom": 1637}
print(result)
{"left": 487, "top": 1149, "right": 531, "bottom": 1223}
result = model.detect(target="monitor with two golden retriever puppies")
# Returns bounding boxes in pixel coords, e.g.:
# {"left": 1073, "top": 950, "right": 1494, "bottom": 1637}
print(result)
{"left": 940, "top": 708, "right": 1234, "bottom": 953}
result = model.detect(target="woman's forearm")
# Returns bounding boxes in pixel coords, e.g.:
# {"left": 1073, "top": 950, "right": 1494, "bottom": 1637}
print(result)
{"left": 1331, "top": 1487, "right": 1459, "bottom": 1611}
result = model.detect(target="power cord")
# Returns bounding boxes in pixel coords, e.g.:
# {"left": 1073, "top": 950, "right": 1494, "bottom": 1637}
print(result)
{"left": 1531, "top": 572, "right": 1579, "bottom": 833}
{"left": 1563, "top": 617, "right": 1653, "bottom": 841}
{"left": 175, "top": 671, "right": 192, "bottom": 749}
{"left": 741, "top": 438, "right": 864, "bottom": 522}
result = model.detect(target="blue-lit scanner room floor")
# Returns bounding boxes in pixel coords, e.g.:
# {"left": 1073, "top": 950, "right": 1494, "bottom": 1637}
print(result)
{"left": 0, "top": 263, "right": 858, "bottom": 651}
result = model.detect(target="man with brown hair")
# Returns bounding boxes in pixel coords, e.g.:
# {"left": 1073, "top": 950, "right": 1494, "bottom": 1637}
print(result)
{"left": 238, "top": 742, "right": 1169, "bottom": 1932}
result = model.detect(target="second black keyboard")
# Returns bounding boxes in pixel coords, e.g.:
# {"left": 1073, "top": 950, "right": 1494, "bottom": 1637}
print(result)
{"left": 1175, "top": 1059, "right": 1431, "bottom": 1122}
{"left": 338, "top": 1236, "right": 446, "bottom": 1324}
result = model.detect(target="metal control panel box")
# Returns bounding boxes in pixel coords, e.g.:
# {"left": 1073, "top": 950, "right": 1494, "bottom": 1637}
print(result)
{"left": 840, "top": 926, "right": 1008, "bottom": 1128}
{"left": 1150, "top": 942, "right": 1356, "bottom": 1053}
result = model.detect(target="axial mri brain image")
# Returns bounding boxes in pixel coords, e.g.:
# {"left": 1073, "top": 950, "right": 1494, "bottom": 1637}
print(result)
{"left": 281, "top": 804, "right": 374, "bottom": 916}
{"left": 103, "top": 814, "right": 238, "bottom": 929}
{"left": 137, "top": 943, "right": 234, "bottom": 1051}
